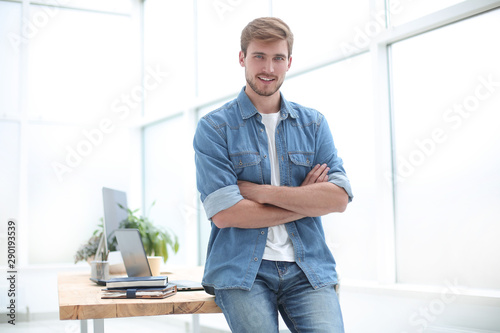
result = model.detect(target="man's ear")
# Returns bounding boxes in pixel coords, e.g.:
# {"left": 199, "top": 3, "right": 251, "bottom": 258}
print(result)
{"left": 239, "top": 51, "right": 245, "bottom": 67}
{"left": 287, "top": 56, "right": 292, "bottom": 71}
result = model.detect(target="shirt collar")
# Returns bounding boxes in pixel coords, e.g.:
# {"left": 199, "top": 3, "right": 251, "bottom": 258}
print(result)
{"left": 237, "top": 87, "right": 299, "bottom": 120}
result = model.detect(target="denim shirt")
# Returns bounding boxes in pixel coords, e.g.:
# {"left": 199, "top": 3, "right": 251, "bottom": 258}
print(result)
{"left": 193, "top": 87, "right": 353, "bottom": 293}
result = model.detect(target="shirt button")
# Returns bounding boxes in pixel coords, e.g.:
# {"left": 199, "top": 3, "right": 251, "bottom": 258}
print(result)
{"left": 261, "top": 231, "right": 265, "bottom": 235}
{"left": 260, "top": 128, "right": 264, "bottom": 132}
{"left": 264, "top": 155, "right": 267, "bottom": 158}
{"left": 254, "top": 257, "right": 258, "bottom": 261}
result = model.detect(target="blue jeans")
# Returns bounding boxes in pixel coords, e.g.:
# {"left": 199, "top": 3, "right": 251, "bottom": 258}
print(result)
{"left": 214, "top": 260, "right": 344, "bottom": 333}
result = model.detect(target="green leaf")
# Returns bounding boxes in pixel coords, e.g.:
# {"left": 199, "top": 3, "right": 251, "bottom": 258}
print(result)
{"left": 81, "top": 200, "right": 180, "bottom": 264}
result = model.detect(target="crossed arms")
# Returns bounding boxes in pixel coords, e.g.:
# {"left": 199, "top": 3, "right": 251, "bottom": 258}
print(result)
{"left": 212, "top": 163, "right": 349, "bottom": 229}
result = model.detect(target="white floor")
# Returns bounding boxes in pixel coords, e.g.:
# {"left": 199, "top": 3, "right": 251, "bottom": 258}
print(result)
{"left": 0, "top": 313, "right": 297, "bottom": 333}
{"left": 0, "top": 314, "right": 230, "bottom": 333}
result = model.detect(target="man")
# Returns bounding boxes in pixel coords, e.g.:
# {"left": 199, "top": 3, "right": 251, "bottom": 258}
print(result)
{"left": 193, "top": 17, "right": 353, "bottom": 332}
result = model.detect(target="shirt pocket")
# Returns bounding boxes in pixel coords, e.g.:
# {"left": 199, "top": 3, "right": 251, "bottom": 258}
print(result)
{"left": 288, "top": 152, "right": 315, "bottom": 186}
{"left": 229, "top": 151, "right": 263, "bottom": 183}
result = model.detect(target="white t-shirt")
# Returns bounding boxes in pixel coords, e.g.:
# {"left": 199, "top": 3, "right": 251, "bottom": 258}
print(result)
{"left": 260, "top": 112, "right": 295, "bottom": 262}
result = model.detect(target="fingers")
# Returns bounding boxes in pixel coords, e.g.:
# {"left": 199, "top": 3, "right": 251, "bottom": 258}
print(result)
{"left": 301, "top": 164, "right": 330, "bottom": 186}
{"left": 317, "top": 164, "right": 330, "bottom": 182}
{"left": 301, "top": 164, "right": 318, "bottom": 185}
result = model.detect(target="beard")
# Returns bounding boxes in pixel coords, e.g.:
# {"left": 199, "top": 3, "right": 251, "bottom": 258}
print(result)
{"left": 245, "top": 71, "right": 285, "bottom": 97}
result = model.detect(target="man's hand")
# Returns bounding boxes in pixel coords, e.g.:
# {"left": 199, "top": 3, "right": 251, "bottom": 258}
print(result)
{"left": 238, "top": 180, "right": 266, "bottom": 204}
{"left": 237, "top": 162, "right": 348, "bottom": 217}
{"left": 301, "top": 164, "right": 330, "bottom": 186}
{"left": 216, "top": 163, "right": 346, "bottom": 228}
{"left": 238, "top": 164, "right": 330, "bottom": 203}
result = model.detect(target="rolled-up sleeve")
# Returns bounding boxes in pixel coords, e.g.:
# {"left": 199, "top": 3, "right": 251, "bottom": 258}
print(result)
{"left": 329, "top": 172, "right": 353, "bottom": 203}
{"left": 194, "top": 117, "right": 244, "bottom": 220}
{"left": 316, "top": 113, "right": 354, "bottom": 203}
{"left": 203, "top": 185, "right": 243, "bottom": 219}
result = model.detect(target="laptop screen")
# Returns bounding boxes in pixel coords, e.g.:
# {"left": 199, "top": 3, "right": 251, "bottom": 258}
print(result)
{"left": 114, "top": 229, "right": 152, "bottom": 277}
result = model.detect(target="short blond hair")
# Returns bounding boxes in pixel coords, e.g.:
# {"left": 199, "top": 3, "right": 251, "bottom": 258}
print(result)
{"left": 240, "top": 17, "right": 294, "bottom": 58}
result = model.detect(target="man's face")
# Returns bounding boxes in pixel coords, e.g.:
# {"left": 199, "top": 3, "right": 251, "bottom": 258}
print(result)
{"left": 239, "top": 39, "right": 292, "bottom": 98}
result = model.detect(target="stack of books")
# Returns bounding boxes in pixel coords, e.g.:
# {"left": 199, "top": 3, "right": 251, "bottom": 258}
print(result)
{"left": 101, "top": 276, "right": 177, "bottom": 299}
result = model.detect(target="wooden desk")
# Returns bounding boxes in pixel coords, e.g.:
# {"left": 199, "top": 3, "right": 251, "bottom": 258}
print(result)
{"left": 58, "top": 267, "right": 221, "bottom": 333}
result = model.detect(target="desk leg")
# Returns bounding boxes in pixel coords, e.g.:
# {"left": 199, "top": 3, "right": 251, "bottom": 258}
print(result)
{"left": 191, "top": 314, "right": 200, "bottom": 333}
{"left": 80, "top": 320, "right": 88, "bottom": 333}
{"left": 94, "top": 319, "right": 104, "bottom": 333}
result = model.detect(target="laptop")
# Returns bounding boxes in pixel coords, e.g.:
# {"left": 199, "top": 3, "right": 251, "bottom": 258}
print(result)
{"left": 114, "top": 228, "right": 152, "bottom": 277}
{"left": 114, "top": 228, "right": 204, "bottom": 290}
{"left": 170, "top": 280, "right": 204, "bottom": 291}
{"left": 115, "top": 229, "right": 203, "bottom": 290}
{"left": 98, "top": 187, "right": 204, "bottom": 290}
{"left": 102, "top": 187, "right": 155, "bottom": 277}
{"left": 90, "top": 228, "right": 152, "bottom": 285}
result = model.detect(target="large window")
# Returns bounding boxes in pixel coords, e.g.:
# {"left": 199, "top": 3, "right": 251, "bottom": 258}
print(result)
{"left": 142, "top": 114, "right": 199, "bottom": 266}
{"left": 0, "top": 1, "right": 21, "bottom": 266}
{"left": 0, "top": 1, "right": 20, "bottom": 117}
{"left": 273, "top": 0, "right": 371, "bottom": 72}
{"left": 282, "top": 54, "right": 379, "bottom": 281}
{"left": 388, "top": 0, "right": 465, "bottom": 26}
{"left": 143, "top": 0, "right": 195, "bottom": 119}
{"left": 0, "top": 1, "right": 139, "bottom": 264}
{"left": 25, "top": 5, "right": 138, "bottom": 264}
{"left": 391, "top": 8, "right": 500, "bottom": 289}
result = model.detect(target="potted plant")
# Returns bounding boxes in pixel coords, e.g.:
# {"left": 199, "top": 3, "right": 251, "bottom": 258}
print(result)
{"left": 117, "top": 201, "right": 179, "bottom": 263}
{"left": 74, "top": 202, "right": 179, "bottom": 265}
{"left": 74, "top": 219, "right": 112, "bottom": 264}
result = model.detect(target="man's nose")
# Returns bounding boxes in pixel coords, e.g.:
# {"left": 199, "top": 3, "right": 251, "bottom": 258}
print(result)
{"left": 262, "top": 59, "right": 274, "bottom": 73}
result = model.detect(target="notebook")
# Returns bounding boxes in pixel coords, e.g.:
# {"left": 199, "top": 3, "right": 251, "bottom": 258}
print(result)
{"left": 102, "top": 284, "right": 177, "bottom": 299}
{"left": 105, "top": 275, "right": 167, "bottom": 288}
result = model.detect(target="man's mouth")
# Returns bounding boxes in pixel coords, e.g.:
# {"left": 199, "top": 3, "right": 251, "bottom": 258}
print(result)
{"left": 258, "top": 76, "right": 275, "bottom": 82}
